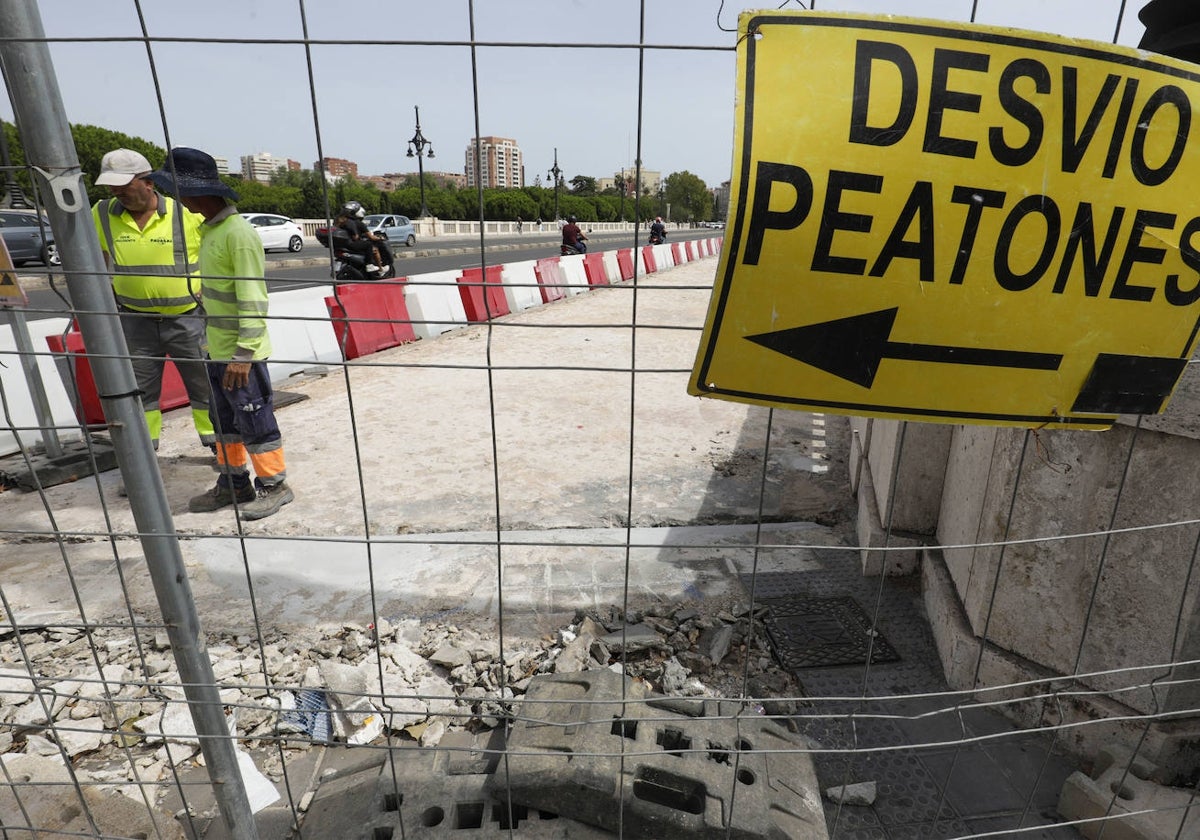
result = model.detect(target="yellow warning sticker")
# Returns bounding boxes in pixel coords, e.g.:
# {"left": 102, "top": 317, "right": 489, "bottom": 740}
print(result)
{"left": 0, "top": 237, "right": 26, "bottom": 307}
{"left": 690, "top": 12, "right": 1200, "bottom": 429}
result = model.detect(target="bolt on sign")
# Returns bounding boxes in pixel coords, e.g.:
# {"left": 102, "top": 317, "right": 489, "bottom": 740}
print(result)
{"left": 690, "top": 11, "right": 1200, "bottom": 429}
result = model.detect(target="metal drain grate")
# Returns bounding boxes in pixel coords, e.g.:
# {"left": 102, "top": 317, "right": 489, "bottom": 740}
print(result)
{"left": 761, "top": 595, "right": 901, "bottom": 669}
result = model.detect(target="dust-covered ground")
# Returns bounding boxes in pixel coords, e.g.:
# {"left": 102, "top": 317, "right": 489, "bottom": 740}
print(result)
{"left": 1, "top": 258, "right": 856, "bottom": 638}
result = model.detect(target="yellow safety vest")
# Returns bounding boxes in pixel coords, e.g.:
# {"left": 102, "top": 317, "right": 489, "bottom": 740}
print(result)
{"left": 93, "top": 194, "right": 202, "bottom": 315}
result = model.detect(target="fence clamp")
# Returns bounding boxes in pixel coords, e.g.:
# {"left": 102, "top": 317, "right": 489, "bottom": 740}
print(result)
{"left": 30, "top": 166, "right": 87, "bottom": 213}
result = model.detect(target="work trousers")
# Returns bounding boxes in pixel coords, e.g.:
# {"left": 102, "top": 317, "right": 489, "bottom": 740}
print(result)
{"left": 120, "top": 305, "right": 214, "bottom": 446}
{"left": 206, "top": 359, "right": 286, "bottom": 488}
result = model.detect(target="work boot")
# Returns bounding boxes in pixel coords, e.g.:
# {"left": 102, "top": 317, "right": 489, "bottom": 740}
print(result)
{"left": 188, "top": 479, "right": 254, "bottom": 513}
{"left": 239, "top": 480, "right": 294, "bottom": 521}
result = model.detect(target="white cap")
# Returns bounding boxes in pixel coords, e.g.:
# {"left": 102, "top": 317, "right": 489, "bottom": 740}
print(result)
{"left": 96, "top": 149, "right": 153, "bottom": 186}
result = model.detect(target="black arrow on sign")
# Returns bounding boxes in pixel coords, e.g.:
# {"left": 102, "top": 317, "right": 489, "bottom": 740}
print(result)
{"left": 746, "top": 307, "right": 1063, "bottom": 389}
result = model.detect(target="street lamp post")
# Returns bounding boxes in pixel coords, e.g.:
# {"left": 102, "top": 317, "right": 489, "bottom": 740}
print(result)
{"left": 547, "top": 147, "right": 562, "bottom": 223}
{"left": 616, "top": 169, "right": 625, "bottom": 223}
{"left": 406, "top": 105, "right": 435, "bottom": 218}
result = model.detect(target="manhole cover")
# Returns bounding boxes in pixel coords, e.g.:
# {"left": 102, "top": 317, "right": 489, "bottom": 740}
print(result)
{"left": 761, "top": 595, "right": 900, "bottom": 669}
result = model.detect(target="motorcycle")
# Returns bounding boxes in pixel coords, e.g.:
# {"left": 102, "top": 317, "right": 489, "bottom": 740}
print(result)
{"left": 560, "top": 242, "right": 586, "bottom": 256}
{"left": 648, "top": 229, "right": 666, "bottom": 245}
{"left": 319, "top": 226, "right": 394, "bottom": 281}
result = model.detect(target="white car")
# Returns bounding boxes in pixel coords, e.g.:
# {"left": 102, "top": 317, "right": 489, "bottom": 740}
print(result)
{"left": 241, "top": 213, "right": 305, "bottom": 253}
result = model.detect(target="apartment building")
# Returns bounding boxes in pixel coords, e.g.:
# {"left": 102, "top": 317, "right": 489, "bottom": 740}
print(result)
{"left": 464, "top": 136, "right": 523, "bottom": 189}
{"left": 312, "top": 157, "right": 359, "bottom": 181}
{"left": 239, "top": 152, "right": 296, "bottom": 182}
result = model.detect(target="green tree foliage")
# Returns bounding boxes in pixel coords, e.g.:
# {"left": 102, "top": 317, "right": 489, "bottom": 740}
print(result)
{"left": 3, "top": 122, "right": 166, "bottom": 207}
{"left": 1, "top": 120, "right": 649, "bottom": 223}
{"left": 663, "top": 170, "right": 712, "bottom": 223}
{"left": 569, "top": 175, "right": 596, "bottom": 196}
{"left": 71, "top": 124, "right": 165, "bottom": 206}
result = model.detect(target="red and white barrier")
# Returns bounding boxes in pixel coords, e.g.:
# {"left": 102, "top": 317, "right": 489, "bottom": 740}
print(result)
{"left": 402, "top": 269, "right": 468, "bottom": 340}
{"left": 7, "top": 238, "right": 724, "bottom": 455}
{"left": 499, "top": 259, "right": 544, "bottom": 313}
{"left": 557, "top": 254, "right": 589, "bottom": 296}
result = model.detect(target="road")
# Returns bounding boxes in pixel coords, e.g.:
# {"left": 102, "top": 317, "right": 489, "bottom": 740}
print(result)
{"left": 20, "top": 229, "right": 719, "bottom": 318}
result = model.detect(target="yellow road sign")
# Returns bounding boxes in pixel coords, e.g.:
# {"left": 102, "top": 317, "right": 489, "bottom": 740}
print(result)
{"left": 690, "top": 12, "right": 1200, "bottom": 429}
{"left": 0, "top": 236, "right": 26, "bottom": 307}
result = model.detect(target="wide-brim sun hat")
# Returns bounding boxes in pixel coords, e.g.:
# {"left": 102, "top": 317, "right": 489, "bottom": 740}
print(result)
{"left": 148, "top": 147, "right": 239, "bottom": 201}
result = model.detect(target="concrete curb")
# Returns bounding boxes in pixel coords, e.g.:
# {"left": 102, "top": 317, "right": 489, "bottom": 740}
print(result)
{"left": 12, "top": 235, "right": 653, "bottom": 292}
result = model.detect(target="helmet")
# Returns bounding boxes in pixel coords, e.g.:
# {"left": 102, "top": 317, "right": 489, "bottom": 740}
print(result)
{"left": 340, "top": 200, "right": 365, "bottom": 220}
{"left": 567, "top": 216, "right": 577, "bottom": 224}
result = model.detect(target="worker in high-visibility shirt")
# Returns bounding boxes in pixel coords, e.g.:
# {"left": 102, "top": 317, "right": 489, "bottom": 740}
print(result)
{"left": 149, "top": 147, "right": 294, "bottom": 521}
{"left": 92, "top": 148, "right": 213, "bottom": 454}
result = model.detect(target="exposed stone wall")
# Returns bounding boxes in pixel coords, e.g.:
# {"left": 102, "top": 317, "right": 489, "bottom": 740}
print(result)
{"left": 851, "top": 395, "right": 1200, "bottom": 777}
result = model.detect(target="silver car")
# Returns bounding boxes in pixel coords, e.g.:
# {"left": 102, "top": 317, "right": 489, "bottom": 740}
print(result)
{"left": 363, "top": 214, "right": 416, "bottom": 248}
{"left": 0, "top": 210, "right": 58, "bottom": 267}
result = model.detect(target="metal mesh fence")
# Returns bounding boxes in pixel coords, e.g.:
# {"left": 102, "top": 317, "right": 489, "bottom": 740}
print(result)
{"left": 1, "top": 1, "right": 1197, "bottom": 838}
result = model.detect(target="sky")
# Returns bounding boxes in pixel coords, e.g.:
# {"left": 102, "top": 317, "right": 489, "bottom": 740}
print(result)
{"left": 6, "top": 0, "right": 1152, "bottom": 190}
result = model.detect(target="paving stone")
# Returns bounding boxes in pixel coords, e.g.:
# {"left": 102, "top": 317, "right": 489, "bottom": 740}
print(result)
{"left": 488, "top": 670, "right": 827, "bottom": 839}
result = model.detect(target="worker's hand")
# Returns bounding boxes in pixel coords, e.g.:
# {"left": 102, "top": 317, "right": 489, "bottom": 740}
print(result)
{"left": 223, "top": 361, "right": 251, "bottom": 390}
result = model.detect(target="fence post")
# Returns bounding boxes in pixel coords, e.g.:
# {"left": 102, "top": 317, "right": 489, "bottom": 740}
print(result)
{"left": 0, "top": 2, "right": 260, "bottom": 837}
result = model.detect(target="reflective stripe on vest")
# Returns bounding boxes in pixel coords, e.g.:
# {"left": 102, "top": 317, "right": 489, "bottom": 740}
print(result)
{"left": 98, "top": 194, "right": 199, "bottom": 309}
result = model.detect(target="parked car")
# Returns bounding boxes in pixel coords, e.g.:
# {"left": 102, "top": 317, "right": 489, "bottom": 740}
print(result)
{"left": 0, "top": 210, "right": 58, "bottom": 267}
{"left": 363, "top": 214, "right": 416, "bottom": 248}
{"left": 241, "top": 213, "right": 305, "bottom": 253}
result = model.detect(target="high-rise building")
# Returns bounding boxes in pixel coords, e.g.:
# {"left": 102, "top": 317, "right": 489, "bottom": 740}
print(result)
{"left": 212, "top": 156, "right": 230, "bottom": 176}
{"left": 315, "top": 157, "right": 358, "bottom": 180}
{"left": 464, "top": 136, "right": 523, "bottom": 189}
{"left": 239, "top": 152, "right": 290, "bottom": 182}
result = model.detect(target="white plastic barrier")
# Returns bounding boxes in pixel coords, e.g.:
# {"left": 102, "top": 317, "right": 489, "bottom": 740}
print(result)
{"left": 558, "top": 254, "right": 589, "bottom": 296}
{"left": 403, "top": 269, "right": 468, "bottom": 340}
{"left": 266, "top": 286, "right": 343, "bottom": 379}
{"left": 653, "top": 242, "right": 675, "bottom": 270}
{"left": 600, "top": 251, "right": 621, "bottom": 284}
{"left": 0, "top": 316, "right": 78, "bottom": 455}
{"left": 499, "top": 259, "right": 544, "bottom": 313}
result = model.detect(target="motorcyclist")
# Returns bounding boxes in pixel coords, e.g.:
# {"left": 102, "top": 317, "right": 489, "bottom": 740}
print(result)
{"left": 561, "top": 215, "right": 588, "bottom": 254}
{"left": 334, "top": 200, "right": 393, "bottom": 275}
{"left": 649, "top": 216, "right": 667, "bottom": 245}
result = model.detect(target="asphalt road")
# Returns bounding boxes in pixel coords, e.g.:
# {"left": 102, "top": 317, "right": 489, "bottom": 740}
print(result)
{"left": 20, "top": 229, "right": 719, "bottom": 317}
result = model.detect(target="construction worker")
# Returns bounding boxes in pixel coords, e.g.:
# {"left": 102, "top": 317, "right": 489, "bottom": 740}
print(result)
{"left": 149, "top": 147, "right": 294, "bottom": 521}
{"left": 92, "top": 148, "right": 213, "bottom": 461}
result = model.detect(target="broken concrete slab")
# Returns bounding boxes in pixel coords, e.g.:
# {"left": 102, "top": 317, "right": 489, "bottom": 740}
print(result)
{"left": 54, "top": 716, "right": 108, "bottom": 757}
{"left": 488, "top": 670, "right": 828, "bottom": 839}
{"left": 824, "top": 781, "right": 877, "bottom": 806}
{"left": 0, "top": 667, "right": 35, "bottom": 704}
{"left": 0, "top": 752, "right": 184, "bottom": 839}
{"left": 300, "top": 742, "right": 614, "bottom": 839}
{"left": 1059, "top": 746, "right": 1200, "bottom": 840}
{"left": 599, "top": 623, "right": 666, "bottom": 654}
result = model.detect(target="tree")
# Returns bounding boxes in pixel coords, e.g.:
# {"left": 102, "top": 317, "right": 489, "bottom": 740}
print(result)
{"left": 662, "top": 170, "right": 712, "bottom": 223}
{"left": 569, "top": 175, "right": 596, "bottom": 196}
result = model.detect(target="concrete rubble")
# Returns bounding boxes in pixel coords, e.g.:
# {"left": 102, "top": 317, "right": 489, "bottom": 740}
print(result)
{"left": 0, "top": 597, "right": 807, "bottom": 829}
